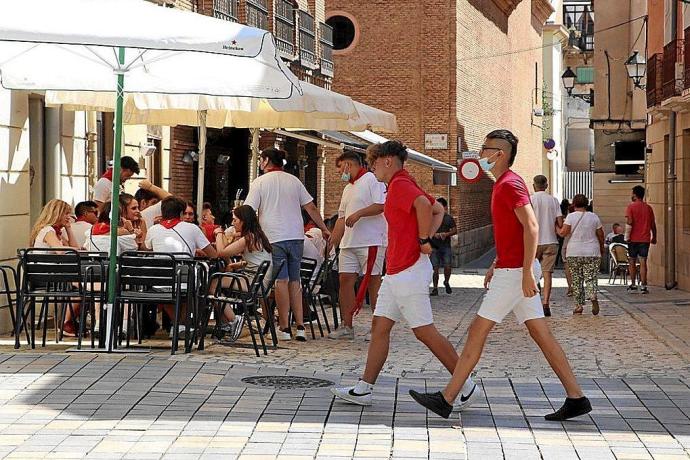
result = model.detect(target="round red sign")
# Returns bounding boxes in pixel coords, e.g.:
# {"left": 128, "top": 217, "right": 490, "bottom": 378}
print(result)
{"left": 459, "top": 158, "right": 481, "bottom": 183}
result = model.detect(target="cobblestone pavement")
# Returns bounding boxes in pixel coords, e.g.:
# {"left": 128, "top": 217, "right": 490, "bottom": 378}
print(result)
{"left": 1, "top": 271, "right": 690, "bottom": 459}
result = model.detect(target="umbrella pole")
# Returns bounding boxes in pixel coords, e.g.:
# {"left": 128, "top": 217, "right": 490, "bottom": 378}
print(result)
{"left": 105, "top": 47, "right": 126, "bottom": 352}
{"left": 196, "top": 111, "right": 207, "bottom": 219}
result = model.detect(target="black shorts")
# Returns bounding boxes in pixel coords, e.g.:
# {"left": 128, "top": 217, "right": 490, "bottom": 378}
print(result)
{"left": 628, "top": 242, "right": 650, "bottom": 259}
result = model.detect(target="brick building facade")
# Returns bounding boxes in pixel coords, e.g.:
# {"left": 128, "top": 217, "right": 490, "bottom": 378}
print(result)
{"left": 324, "top": 0, "right": 553, "bottom": 263}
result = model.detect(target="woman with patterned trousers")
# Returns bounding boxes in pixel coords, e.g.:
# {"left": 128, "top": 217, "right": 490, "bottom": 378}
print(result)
{"left": 558, "top": 194, "right": 605, "bottom": 315}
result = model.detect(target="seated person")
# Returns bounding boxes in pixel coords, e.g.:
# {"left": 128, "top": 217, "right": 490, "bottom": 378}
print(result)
{"left": 83, "top": 199, "right": 139, "bottom": 256}
{"left": 30, "top": 199, "right": 81, "bottom": 249}
{"left": 182, "top": 201, "right": 197, "bottom": 224}
{"left": 71, "top": 200, "right": 99, "bottom": 249}
{"left": 137, "top": 179, "right": 172, "bottom": 229}
{"left": 606, "top": 222, "right": 625, "bottom": 245}
{"left": 213, "top": 205, "right": 272, "bottom": 339}
{"left": 120, "top": 193, "right": 147, "bottom": 249}
{"left": 200, "top": 202, "right": 220, "bottom": 242}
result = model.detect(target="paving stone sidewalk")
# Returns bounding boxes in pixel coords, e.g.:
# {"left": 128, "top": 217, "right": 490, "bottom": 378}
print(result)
{"left": 1, "top": 272, "right": 690, "bottom": 459}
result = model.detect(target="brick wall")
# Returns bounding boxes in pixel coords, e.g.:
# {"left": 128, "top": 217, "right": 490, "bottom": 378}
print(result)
{"left": 170, "top": 126, "right": 196, "bottom": 201}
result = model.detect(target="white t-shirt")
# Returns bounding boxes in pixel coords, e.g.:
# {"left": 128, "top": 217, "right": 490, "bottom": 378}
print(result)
{"left": 145, "top": 221, "right": 210, "bottom": 256}
{"left": 70, "top": 221, "right": 93, "bottom": 249}
{"left": 141, "top": 201, "right": 162, "bottom": 230}
{"left": 564, "top": 211, "right": 603, "bottom": 258}
{"left": 303, "top": 229, "right": 325, "bottom": 280}
{"left": 33, "top": 226, "right": 68, "bottom": 248}
{"left": 531, "top": 191, "right": 562, "bottom": 245}
{"left": 84, "top": 230, "right": 138, "bottom": 256}
{"left": 93, "top": 177, "right": 114, "bottom": 203}
{"left": 244, "top": 171, "right": 313, "bottom": 244}
{"left": 338, "top": 172, "right": 387, "bottom": 249}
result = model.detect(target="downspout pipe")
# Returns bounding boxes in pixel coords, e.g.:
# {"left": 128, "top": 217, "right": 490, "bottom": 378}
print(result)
{"left": 666, "top": 0, "right": 677, "bottom": 290}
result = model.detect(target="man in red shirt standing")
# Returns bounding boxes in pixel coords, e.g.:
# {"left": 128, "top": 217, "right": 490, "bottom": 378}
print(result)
{"left": 625, "top": 186, "right": 657, "bottom": 293}
{"left": 331, "top": 141, "right": 479, "bottom": 409}
{"left": 409, "top": 130, "right": 591, "bottom": 421}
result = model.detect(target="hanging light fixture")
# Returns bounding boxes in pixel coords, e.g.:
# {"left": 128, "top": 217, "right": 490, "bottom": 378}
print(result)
{"left": 625, "top": 50, "right": 646, "bottom": 89}
{"left": 561, "top": 66, "right": 576, "bottom": 96}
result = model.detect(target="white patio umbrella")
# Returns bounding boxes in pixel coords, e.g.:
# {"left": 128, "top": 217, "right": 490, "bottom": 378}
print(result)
{"left": 0, "top": 0, "right": 306, "bottom": 351}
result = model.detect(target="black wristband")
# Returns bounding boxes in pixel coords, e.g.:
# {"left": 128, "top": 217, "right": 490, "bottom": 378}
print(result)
{"left": 418, "top": 237, "right": 431, "bottom": 245}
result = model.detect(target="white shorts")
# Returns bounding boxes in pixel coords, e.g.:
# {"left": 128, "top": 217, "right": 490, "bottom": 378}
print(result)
{"left": 374, "top": 255, "right": 433, "bottom": 328}
{"left": 339, "top": 246, "right": 385, "bottom": 276}
{"left": 477, "top": 267, "right": 544, "bottom": 324}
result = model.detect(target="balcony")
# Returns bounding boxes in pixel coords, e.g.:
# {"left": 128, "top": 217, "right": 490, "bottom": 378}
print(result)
{"left": 564, "top": 3, "right": 594, "bottom": 52}
{"left": 647, "top": 53, "right": 661, "bottom": 108}
{"left": 246, "top": 0, "right": 269, "bottom": 31}
{"left": 213, "top": 0, "right": 238, "bottom": 22}
{"left": 319, "top": 22, "right": 334, "bottom": 78}
{"left": 662, "top": 39, "right": 684, "bottom": 99}
{"left": 299, "top": 10, "right": 318, "bottom": 69}
{"left": 275, "top": 0, "right": 296, "bottom": 59}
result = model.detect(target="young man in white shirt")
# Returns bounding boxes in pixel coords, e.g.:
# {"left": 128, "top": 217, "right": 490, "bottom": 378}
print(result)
{"left": 531, "top": 175, "right": 563, "bottom": 317}
{"left": 244, "top": 148, "right": 330, "bottom": 342}
{"left": 71, "top": 200, "right": 99, "bottom": 249}
{"left": 137, "top": 179, "right": 172, "bottom": 229}
{"left": 93, "top": 156, "right": 140, "bottom": 210}
{"left": 329, "top": 151, "right": 387, "bottom": 340}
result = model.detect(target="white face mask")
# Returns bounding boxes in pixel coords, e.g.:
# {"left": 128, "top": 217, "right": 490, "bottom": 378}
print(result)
{"left": 478, "top": 151, "right": 500, "bottom": 172}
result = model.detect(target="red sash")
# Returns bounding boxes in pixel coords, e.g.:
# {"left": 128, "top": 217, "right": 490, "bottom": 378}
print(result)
{"left": 91, "top": 223, "right": 111, "bottom": 235}
{"left": 351, "top": 245, "right": 379, "bottom": 317}
{"left": 101, "top": 168, "right": 113, "bottom": 181}
{"left": 160, "top": 218, "right": 182, "bottom": 229}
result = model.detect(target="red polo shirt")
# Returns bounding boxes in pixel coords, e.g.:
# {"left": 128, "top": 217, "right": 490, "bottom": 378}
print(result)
{"left": 384, "top": 169, "right": 434, "bottom": 275}
{"left": 626, "top": 200, "right": 655, "bottom": 243}
{"left": 492, "top": 170, "right": 531, "bottom": 269}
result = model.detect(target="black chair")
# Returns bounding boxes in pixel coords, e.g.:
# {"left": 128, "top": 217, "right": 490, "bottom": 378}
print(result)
{"left": 15, "top": 248, "right": 85, "bottom": 349}
{"left": 307, "top": 257, "right": 337, "bottom": 335}
{"left": 299, "top": 258, "right": 323, "bottom": 339}
{"left": 76, "top": 252, "right": 108, "bottom": 350}
{"left": 113, "top": 252, "right": 186, "bottom": 354}
{"left": 0, "top": 264, "right": 23, "bottom": 339}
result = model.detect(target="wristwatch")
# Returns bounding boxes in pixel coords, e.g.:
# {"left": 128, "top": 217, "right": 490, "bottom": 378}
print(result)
{"left": 418, "top": 237, "right": 431, "bottom": 245}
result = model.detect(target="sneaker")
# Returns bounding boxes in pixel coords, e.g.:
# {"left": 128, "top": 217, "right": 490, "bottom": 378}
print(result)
{"left": 543, "top": 305, "right": 552, "bottom": 317}
{"left": 641, "top": 285, "right": 649, "bottom": 294}
{"left": 544, "top": 396, "right": 592, "bottom": 421}
{"left": 331, "top": 385, "right": 373, "bottom": 406}
{"left": 364, "top": 330, "right": 372, "bottom": 342}
{"left": 328, "top": 326, "right": 354, "bottom": 340}
{"left": 168, "top": 325, "right": 191, "bottom": 340}
{"left": 627, "top": 284, "right": 638, "bottom": 292}
{"left": 430, "top": 288, "right": 439, "bottom": 296}
{"left": 295, "top": 326, "right": 306, "bottom": 342}
{"left": 278, "top": 328, "right": 291, "bottom": 341}
{"left": 62, "top": 321, "right": 76, "bottom": 337}
{"left": 408, "top": 390, "right": 453, "bottom": 419}
{"left": 456, "top": 382, "right": 482, "bottom": 411}
{"left": 444, "top": 282, "right": 452, "bottom": 294}
{"left": 591, "top": 299, "right": 600, "bottom": 316}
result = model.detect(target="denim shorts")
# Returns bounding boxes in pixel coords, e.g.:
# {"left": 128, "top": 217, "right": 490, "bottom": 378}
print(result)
{"left": 271, "top": 239, "right": 304, "bottom": 282}
{"left": 430, "top": 246, "right": 453, "bottom": 269}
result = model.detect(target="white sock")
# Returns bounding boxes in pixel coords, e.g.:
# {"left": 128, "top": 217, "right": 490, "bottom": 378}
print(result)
{"left": 354, "top": 380, "right": 373, "bottom": 394}
{"left": 461, "top": 376, "right": 476, "bottom": 395}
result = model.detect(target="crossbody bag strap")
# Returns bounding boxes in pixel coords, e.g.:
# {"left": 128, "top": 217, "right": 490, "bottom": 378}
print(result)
{"left": 171, "top": 227, "right": 194, "bottom": 255}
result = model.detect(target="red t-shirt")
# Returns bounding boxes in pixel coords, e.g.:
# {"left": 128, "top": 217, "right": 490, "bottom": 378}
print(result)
{"left": 491, "top": 170, "right": 532, "bottom": 269}
{"left": 384, "top": 169, "right": 434, "bottom": 275}
{"left": 626, "top": 200, "right": 655, "bottom": 243}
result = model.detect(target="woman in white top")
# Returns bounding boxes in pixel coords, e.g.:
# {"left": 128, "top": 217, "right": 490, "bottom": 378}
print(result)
{"left": 83, "top": 199, "right": 139, "bottom": 257}
{"left": 213, "top": 205, "right": 272, "bottom": 339}
{"left": 30, "top": 199, "right": 80, "bottom": 249}
{"left": 120, "top": 193, "right": 147, "bottom": 249}
{"left": 558, "top": 194, "right": 605, "bottom": 315}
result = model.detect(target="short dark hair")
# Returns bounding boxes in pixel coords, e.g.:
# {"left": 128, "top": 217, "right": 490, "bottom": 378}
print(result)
{"left": 367, "top": 140, "right": 408, "bottom": 164}
{"left": 74, "top": 200, "right": 98, "bottom": 217}
{"left": 533, "top": 175, "right": 548, "bottom": 190}
{"left": 160, "top": 196, "right": 186, "bottom": 220}
{"left": 120, "top": 156, "right": 140, "bottom": 175}
{"left": 202, "top": 202, "right": 212, "bottom": 210}
{"left": 436, "top": 197, "right": 448, "bottom": 208}
{"left": 632, "top": 185, "right": 645, "bottom": 199}
{"left": 134, "top": 188, "right": 156, "bottom": 203}
{"left": 486, "top": 129, "right": 519, "bottom": 166}
{"left": 572, "top": 193, "right": 589, "bottom": 209}
{"left": 336, "top": 151, "right": 362, "bottom": 166}
{"left": 261, "top": 148, "right": 286, "bottom": 168}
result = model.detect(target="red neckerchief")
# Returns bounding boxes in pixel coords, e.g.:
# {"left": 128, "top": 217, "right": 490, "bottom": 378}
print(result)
{"left": 76, "top": 216, "right": 89, "bottom": 223}
{"left": 91, "top": 223, "right": 111, "bottom": 236}
{"left": 348, "top": 168, "right": 367, "bottom": 184}
{"left": 101, "top": 168, "right": 113, "bottom": 181}
{"left": 52, "top": 225, "right": 63, "bottom": 239}
{"left": 304, "top": 223, "right": 316, "bottom": 233}
{"left": 201, "top": 223, "right": 219, "bottom": 242}
{"left": 160, "top": 218, "right": 182, "bottom": 229}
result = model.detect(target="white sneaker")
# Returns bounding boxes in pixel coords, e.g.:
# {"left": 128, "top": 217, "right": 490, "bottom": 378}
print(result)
{"left": 456, "top": 382, "right": 482, "bottom": 411}
{"left": 277, "top": 329, "right": 291, "bottom": 341}
{"left": 328, "top": 326, "right": 354, "bottom": 340}
{"left": 331, "top": 385, "right": 373, "bottom": 406}
{"left": 295, "top": 327, "right": 306, "bottom": 342}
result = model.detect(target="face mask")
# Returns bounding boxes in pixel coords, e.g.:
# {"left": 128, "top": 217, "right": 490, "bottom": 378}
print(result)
{"left": 341, "top": 172, "right": 351, "bottom": 182}
{"left": 478, "top": 151, "right": 499, "bottom": 172}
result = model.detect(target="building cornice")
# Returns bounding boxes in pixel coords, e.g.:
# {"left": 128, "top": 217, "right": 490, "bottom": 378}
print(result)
{"left": 532, "top": 0, "right": 555, "bottom": 25}
{"left": 492, "top": 0, "right": 523, "bottom": 16}
{"left": 543, "top": 23, "right": 569, "bottom": 41}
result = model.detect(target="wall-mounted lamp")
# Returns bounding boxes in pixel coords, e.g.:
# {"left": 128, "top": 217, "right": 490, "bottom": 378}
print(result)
{"left": 625, "top": 50, "right": 646, "bottom": 89}
{"left": 182, "top": 150, "right": 199, "bottom": 164}
{"left": 561, "top": 66, "right": 594, "bottom": 104}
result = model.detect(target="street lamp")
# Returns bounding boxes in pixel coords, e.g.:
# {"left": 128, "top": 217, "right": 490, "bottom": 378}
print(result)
{"left": 561, "top": 66, "right": 593, "bottom": 104}
{"left": 625, "top": 50, "right": 646, "bottom": 89}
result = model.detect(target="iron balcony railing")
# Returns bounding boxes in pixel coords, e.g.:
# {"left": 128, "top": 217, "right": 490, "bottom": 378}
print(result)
{"left": 647, "top": 53, "right": 661, "bottom": 108}
{"left": 662, "top": 39, "right": 684, "bottom": 99}
{"left": 299, "top": 10, "right": 318, "bottom": 69}
{"left": 275, "top": 0, "right": 295, "bottom": 59}
{"left": 213, "top": 0, "right": 239, "bottom": 22}
{"left": 246, "top": 0, "right": 269, "bottom": 31}
{"left": 319, "top": 22, "right": 334, "bottom": 77}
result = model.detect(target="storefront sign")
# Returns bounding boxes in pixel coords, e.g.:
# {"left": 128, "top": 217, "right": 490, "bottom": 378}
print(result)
{"left": 425, "top": 133, "right": 448, "bottom": 150}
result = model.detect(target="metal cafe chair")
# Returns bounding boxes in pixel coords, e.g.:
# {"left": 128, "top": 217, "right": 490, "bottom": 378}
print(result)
{"left": 298, "top": 257, "right": 323, "bottom": 339}
{"left": 76, "top": 251, "right": 108, "bottom": 350}
{"left": 0, "top": 264, "right": 24, "bottom": 339}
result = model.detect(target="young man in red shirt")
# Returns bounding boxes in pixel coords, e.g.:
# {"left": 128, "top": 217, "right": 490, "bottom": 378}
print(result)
{"left": 331, "top": 141, "right": 479, "bottom": 408}
{"left": 625, "top": 185, "right": 657, "bottom": 293}
{"left": 409, "top": 130, "right": 591, "bottom": 421}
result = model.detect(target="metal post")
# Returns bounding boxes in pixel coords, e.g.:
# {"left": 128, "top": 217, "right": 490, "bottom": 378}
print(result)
{"left": 665, "top": 1, "right": 677, "bottom": 289}
{"left": 196, "top": 110, "right": 207, "bottom": 218}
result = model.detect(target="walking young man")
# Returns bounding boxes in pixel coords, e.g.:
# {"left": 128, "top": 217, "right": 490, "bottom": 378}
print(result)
{"left": 409, "top": 130, "right": 591, "bottom": 421}
{"left": 331, "top": 141, "right": 479, "bottom": 410}
{"left": 626, "top": 185, "right": 657, "bottom": 294}
{"left": 531, "top": 175, "right": 563, "bottom": 316}
{"left": 430, "top": 197, "right": 457, "bottom": 296}
{"left": 329, "top": 150, "right": 387, "bottom": 340}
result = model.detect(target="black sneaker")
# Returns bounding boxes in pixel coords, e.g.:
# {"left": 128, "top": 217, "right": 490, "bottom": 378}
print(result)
{"left": 627, "top": 284, "right": 638, "bottom": 291}
{"left": 640, "top": 285, "right": 649, "bottom": 294}
{"left": 408, "top": 390, "right": 453, "bottom": 419}
{"left": 543, "top": 305, "right": 552, "bottom": 317}
{"left": 544, "top": 396, "right": 592, "bottom": 421}
{"left": 430, "top": 288, "right": 439, "bottom": 296}
{"left": 444, "top": 283, "right": 452, "bottom": 294}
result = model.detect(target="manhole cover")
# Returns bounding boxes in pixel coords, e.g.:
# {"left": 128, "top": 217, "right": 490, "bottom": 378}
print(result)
{"left": 241, "top": 375, "right": 334, "bottom": 389}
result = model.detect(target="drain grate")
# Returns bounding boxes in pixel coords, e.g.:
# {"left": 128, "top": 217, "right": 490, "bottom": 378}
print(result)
{"left": 241, "top": 375, "right": 334, "bottom": 389}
